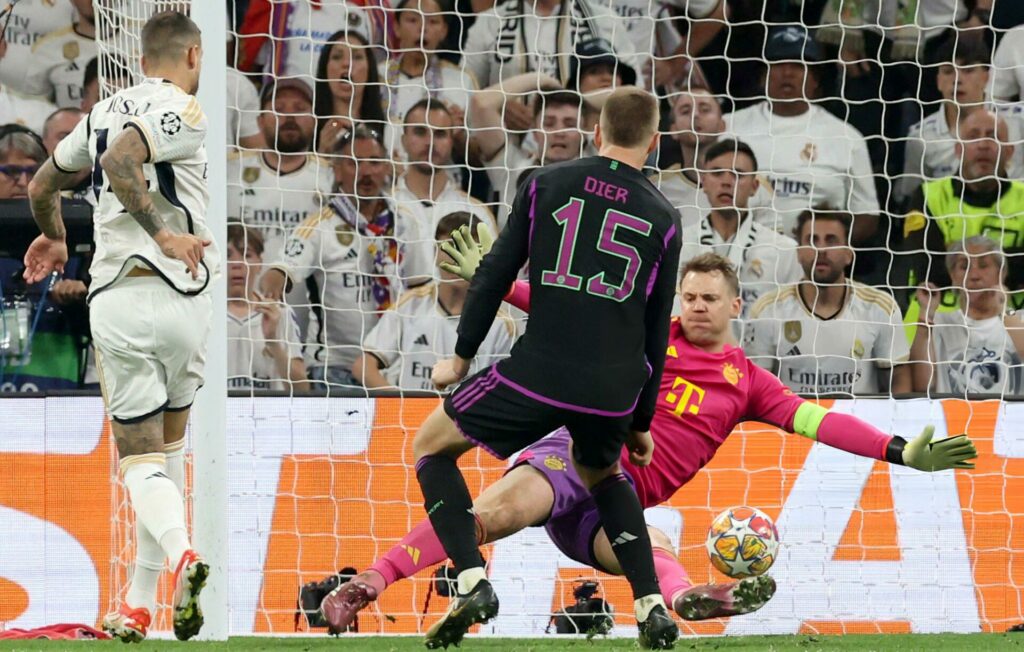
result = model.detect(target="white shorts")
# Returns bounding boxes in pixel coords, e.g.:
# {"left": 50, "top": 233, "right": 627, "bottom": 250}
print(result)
{"left": 90, "top": 277, "right": 212, "bottom": 424}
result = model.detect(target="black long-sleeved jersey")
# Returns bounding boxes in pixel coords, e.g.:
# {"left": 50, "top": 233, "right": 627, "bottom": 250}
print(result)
{"left": 454, "top": 156, "right": 681, "bottom": 431}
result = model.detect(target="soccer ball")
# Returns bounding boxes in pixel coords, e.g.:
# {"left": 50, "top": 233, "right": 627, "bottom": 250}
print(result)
{"left": 705, "top": 506, "right": 780, "bottom": 579}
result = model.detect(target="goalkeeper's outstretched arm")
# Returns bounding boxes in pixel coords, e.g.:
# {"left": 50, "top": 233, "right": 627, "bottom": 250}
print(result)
{"left": 787, "top": 401, "right": 977, "bottom": 472}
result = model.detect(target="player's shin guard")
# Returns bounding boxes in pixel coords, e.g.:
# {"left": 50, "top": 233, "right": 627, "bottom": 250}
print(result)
{"left": 164, "top": 438, "right": 186, "bottom": 492}
{"left": 415, "top": 455, "right": 486, "bottom": 585}
{"left": 591, "top": 474, "right": 661, "bottom": 601}
{"left": 653, "top": 547, "right": 692, "bottom": 607}
{"left": 121, "top": 453, "right": 191, "bottom": 565}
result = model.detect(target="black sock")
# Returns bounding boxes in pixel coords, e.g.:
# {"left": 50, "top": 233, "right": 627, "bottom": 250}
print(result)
{"left": 415, "top": 454, "right": 485, "bottom": 574}
{"left": 591, "top": 474, "right": 660, "bottom": 601}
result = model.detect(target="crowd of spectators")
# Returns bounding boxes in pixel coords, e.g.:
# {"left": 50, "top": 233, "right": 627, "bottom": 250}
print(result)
{"left": 1, "top": 0, "right": 1023, "bottom": 398}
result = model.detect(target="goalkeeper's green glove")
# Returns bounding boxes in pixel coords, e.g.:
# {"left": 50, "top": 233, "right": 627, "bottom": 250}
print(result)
{"left": 439, "top": 225, "right": 494, "bottom": 281}
{"left": 898, "top": 425, "right": 977, "bottom": 472}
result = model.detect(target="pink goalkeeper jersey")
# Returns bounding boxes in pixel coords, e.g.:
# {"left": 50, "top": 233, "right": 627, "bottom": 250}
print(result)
{"left": 623, "top": 318, "right": 805, "bottom": 508}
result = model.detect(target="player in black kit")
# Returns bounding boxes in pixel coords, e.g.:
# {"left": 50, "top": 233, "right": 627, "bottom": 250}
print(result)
{"left": 413, "top": 87, "right": 681, "bottom": 649}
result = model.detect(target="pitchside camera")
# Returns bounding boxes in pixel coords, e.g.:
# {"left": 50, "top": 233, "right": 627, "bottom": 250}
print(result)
{"left": 549, "top": 580, "right": 614, "bottom": 636}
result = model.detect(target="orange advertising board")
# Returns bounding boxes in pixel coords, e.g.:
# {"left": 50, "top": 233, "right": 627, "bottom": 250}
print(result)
{"left": 0, "top": 396, "right": 1022, "bottom": 636}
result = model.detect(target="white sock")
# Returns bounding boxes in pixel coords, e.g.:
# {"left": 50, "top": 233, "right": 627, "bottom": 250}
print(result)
{"left": 122, "top": 455, "right": 191, "bottom": 565}
{"left": 125, "top": 522, "right": 163, "bottom": 613}
{"left": 456, "top": 567, "right": 487, "bottom": 595}
{"left": 635, "top": 594, "right": 666, "bottom": 622}
{"left": 164, "top": 439, "right": 186, "bottom": 493}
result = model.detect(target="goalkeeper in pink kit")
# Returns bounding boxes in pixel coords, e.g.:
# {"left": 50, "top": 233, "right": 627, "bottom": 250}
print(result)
{"left": 322, "top": 249, "right": 977, "bottom": 631}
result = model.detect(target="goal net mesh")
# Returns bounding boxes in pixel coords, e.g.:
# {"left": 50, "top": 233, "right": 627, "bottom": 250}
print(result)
{"left": 86, "top": 0, "right": 1024, "bottom": 637}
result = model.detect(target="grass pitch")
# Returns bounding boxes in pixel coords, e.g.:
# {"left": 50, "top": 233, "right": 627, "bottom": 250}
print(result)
{"left": 0, "top": 634, "right": 1022, "bottom": 651}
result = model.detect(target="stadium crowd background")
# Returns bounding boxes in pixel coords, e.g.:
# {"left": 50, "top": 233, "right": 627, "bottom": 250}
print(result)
{"left": 1, "top": 0, "right": 1023, "bottom": 398}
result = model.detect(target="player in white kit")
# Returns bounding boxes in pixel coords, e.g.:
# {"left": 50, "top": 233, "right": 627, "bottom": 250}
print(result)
{"left": 22, "top": 11, "right": 216, "bottom": 643}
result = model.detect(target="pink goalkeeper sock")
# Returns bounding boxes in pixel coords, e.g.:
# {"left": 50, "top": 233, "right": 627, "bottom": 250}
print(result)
{"left": 653, "top": 547, "right": 692, "bottom": 607}
{"left": 369, "top": 519, "right": 450, "bottom": 589}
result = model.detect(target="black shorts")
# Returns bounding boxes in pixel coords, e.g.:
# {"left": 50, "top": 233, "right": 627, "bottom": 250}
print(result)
{"left": 442, "top": 365, "right": 632, "bottom": 469}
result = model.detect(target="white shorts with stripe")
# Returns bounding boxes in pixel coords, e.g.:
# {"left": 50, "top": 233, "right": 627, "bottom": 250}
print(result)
{"left": 90, "top": 276, "right": 212, "bottom": 424}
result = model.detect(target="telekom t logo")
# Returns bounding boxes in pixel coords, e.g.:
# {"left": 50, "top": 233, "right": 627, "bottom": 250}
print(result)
{"left": 665, "top": 377, "right": 705, "bottom": 417}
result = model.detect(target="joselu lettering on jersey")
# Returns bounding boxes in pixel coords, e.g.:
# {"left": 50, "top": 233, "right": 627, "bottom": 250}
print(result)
{"left": 106, "top": 96, "right": 153, "bottom": 117}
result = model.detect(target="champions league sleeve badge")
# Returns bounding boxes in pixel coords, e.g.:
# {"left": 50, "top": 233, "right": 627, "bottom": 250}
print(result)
{"left": 160, "top": 111, "right": 182, "bottom": 136}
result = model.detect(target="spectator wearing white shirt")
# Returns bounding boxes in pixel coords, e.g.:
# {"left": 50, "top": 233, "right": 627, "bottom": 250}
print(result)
{"left": 897, "top": 38, "right": 995, "bottom": 208}
{"left": 80, "top": 57, "right": 99, "bottom": 113}
{"left": 462, "top": 0, "right": 639, "bottom": 90}
{"left": 0, "top": 0, "right": 74, "bottom": 96}
{"left": 724, "top": 26, "right": 879, "bottom": 245}
{"left": 683, "top": 139, "right": 801, "bottom": 321}
{"left": 226, "top": 63, "right": 263, "bottom": 151}
{"left": 229, "top": 79, "right": 331, "bottom": 339}
{"left": 746, "top": 210, "right": 912, "bottom": 396}
{"left": 21, "top": 0, "right": 96, "bottom": 108}
{"left": 911, "top": 236, "right": 1024, "bottom": 396}
{"left": 353, "top": 212, "right": 517, "bottom": 390}
{"left": 226, "top": 225, "right": 310, "bottom": 392}
{"left": 468, "top": 74, "right": 587, "bottom": 227}
{"left": 392, "top": 100, "right": 497, "bottom": 258}
{"left": 380, "top": 0, "right": 477, "bottom": 159}
{"left": 236, "top": 0, "right": 383, "bottom": 81}
{"left": 989, "top": 24, "right": 1024, "bottom": 104}
{"left": 654, "top": 87, "right": 724, "bottom": 229}
{"left": 0, "top": 87, "right": 58, "bottom": 137}
{"left": 461, "top": 0, "right": 637, "bottom": 140}
{"left": 228, "top": 79, "right": 330, "bottom": 262}
{"left": 596, "top": 0, "right": 724, "bottom": 91}
{"left": 226, "top": 30, "right": 263, "bottom": 152}
{"left": 261, "top": 125, "right": 432, "bottom": 387}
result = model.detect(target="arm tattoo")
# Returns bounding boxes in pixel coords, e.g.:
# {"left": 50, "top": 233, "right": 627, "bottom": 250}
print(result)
{"left": 103, "top": 143, "right": 169, "bottom": 240}
{"left": 28, "top": 159, "right": 80, "bottom": 239}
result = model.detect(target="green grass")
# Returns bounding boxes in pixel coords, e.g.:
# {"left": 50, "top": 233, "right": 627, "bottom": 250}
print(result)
{"left": 1, "top": 635, "right": 1023, "bottom": 651}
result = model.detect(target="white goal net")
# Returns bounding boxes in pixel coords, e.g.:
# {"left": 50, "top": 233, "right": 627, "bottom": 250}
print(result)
{"left": 80, "top": 0, "right": 1024, "bottom": 639}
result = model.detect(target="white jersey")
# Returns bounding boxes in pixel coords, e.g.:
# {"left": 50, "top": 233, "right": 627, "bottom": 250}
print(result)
{"left": 930, "top": 310, "right": 1023, "bottom": 396}
{"left": 990, "top": 26, "right": 1024, "bottom": 103}
{"left": 362, "top": 284, "right": 517, "bottom": 390}
{"left": 680, "top": 215, "right": 802, "bottom": 319}
{"left": 53, "top": 77, "right": 220, "bottom": 299}
{"left": 265, "top": 1, "right": 381, "bottom": 83}
{"left": 855, "top": 0, "right": 965, "bottom": 37}
{"left": 463, "top": 0, "right": 640, "bottom": 88}
{"left": 391, "top": 173, "right": 498, "bottom": 281}
{"left": 723, "top": 102, "right": 879, "bottom": 237}
{"left": 226, "top": 66, "right": 261, "bottom": 148}
{"left": 597, "top": 0, "right": 716, "bottom": 87}
{"left": 485, "top": 143, "right": 536, "bottom": 230}
{"left": 651, "top": 166, "right": 706, "bottom": 231}
{"left": 898, "top": 109, "right": 956, "bottom": 204}
{"left": 379, "top": 58, "right": 477, "bottom": 125}
{"left": 22, "top": 24, "right": 96, "bottom": 108}
{"left": 0, "top": 84, "right": 58, "bottom": 135}
{"left": 226, "top": 150, "right": 332, "bottom": 262}
{"left": 745, "top": 282, "right": 910, "bottom": 396}
{"left": 0, "top": 0, "right": 75, "bottom": 96}
{"left": 391, "top": 173, "right": 498, "bottom": 237}
{"left": 227, "top": 304, "right": 305, "bottom": 391}
{"left": 275, "top": 203, "right": 431, "bottom": 371}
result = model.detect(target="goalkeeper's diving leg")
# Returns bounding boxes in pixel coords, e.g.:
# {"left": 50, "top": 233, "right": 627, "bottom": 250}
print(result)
{"left": 321, "top": 437, "right": 776, "bottom": 632}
